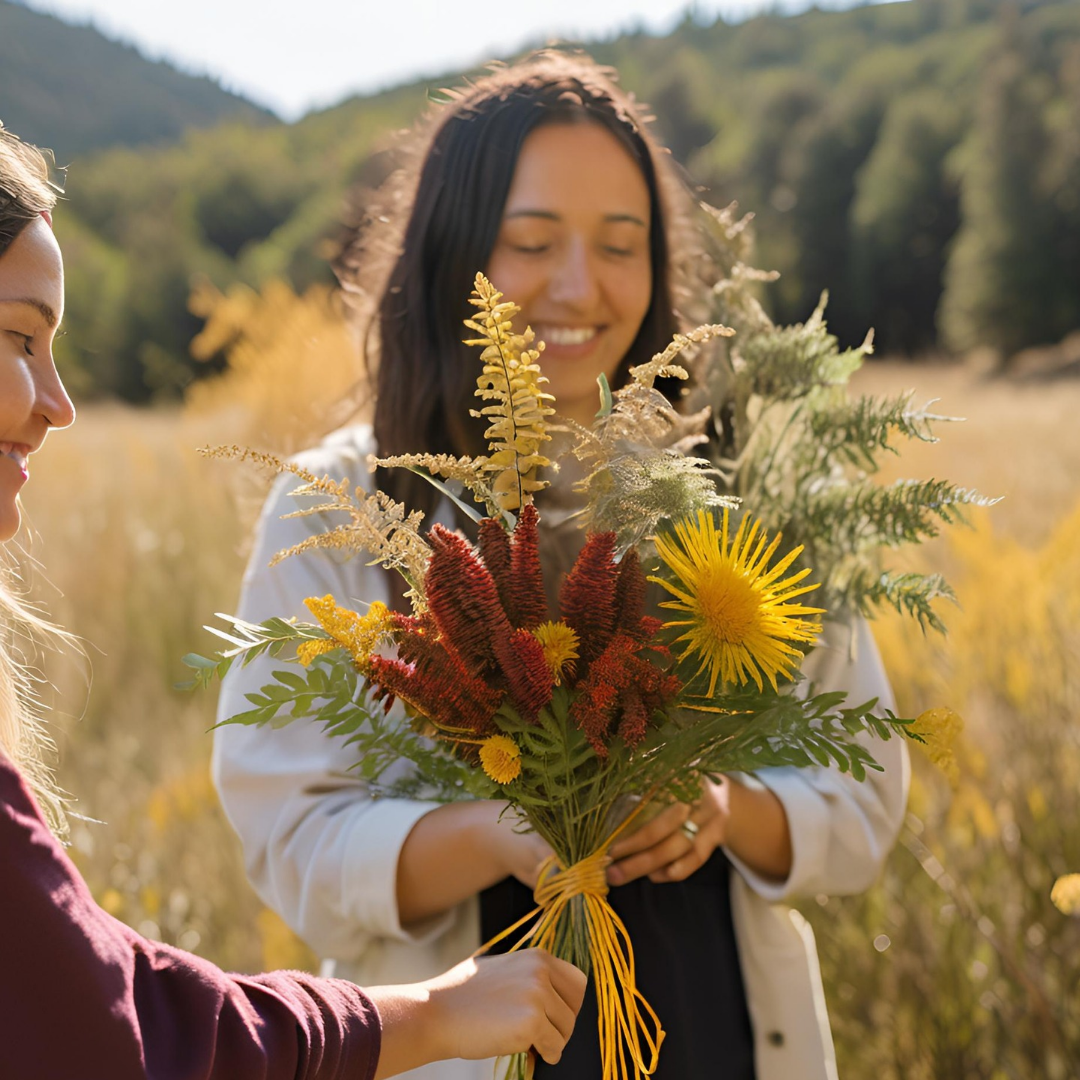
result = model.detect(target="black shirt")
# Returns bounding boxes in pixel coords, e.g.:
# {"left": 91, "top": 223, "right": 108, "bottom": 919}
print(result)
{"left": 480, "top": 849, "right": 756, "bottom": 1079}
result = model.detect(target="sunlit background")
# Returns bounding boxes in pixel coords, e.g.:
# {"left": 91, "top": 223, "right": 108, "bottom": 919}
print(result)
{"left": 2, "top": 0, "right": 1079, "bottom": 1075}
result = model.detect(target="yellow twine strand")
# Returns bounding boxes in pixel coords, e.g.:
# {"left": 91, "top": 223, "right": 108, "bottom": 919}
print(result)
{"left": 475, "top": 801, "right": 666, "bottom": 1080}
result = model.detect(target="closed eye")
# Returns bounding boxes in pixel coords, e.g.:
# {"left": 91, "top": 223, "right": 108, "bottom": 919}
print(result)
{"left": 6, "top": 330, "right": 35, "bottom": 356}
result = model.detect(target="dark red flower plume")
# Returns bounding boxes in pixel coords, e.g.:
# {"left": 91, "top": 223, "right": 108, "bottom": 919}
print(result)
{"left": 508, "top": 504, "right": 548, "bottom": 630}
{"left": 558, "top": 531, "right": 619, "bottom": 665}
{"left": 425, "top": 525, "right": 513, "bottom": 673}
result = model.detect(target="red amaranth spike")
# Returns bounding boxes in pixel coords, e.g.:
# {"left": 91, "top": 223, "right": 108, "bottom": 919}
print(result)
{"left": 478, "top": 517, "right": 514, "bottom": 616}
{"left": 508, "top": 504, "right": 548, "bottom": 630}
{"left": 616, "top": 688, "right": 650, "bottom": 749}
{"left": 369, "top": 652, "right": 500, "bottom": 735}
{"left": 613, "top": 549, "right": 647, "bottom": 636}
{"left": 425, "top": 525, "right": 514, "bottom": 673}
{"left": 494, "top": 628, "right": 554, "bottom": 722}
{"left": 558, "top": 531, "right": 619, "bottom": 665}
{"left": 567, "top": 631, "right": 635, "bottom": 755}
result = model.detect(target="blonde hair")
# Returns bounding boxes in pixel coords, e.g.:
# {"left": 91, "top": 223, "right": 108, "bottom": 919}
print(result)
{"left": 0, "top": 120, "right": 60, "bottom": 256}
{"left": 0, "top": 557, "right": 69, "bottom": 834}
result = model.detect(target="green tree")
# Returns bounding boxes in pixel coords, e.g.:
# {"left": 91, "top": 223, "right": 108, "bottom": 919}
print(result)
{"left": 850, "top": 89, "right": 963, "bottom": 353}
{"left": 939, "top": 13, "right": 1059, "bottom": 357}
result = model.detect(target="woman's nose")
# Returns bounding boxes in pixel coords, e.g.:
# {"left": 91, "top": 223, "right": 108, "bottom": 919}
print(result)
{"left": 547, "top": 236, "right": 600, "bottom": 310}
{"left": 38, "top": 362, "right": 75, "bottom": 430}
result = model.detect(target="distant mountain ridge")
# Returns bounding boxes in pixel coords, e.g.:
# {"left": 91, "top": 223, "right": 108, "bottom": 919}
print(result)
{"left": 3, "top": 0, "right": 1078, "bottom": 401}
{"left": 0, "top": 0, "right": 274, "bottom": 158}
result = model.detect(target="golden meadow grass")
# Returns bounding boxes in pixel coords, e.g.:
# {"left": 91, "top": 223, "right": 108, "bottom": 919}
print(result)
{"left": 17, "top": 288, "right": 1080, "bottom": 1075}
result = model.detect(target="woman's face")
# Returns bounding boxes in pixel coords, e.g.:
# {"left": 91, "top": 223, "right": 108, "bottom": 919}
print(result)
{"left": 0, "top": 217, "right": 74, "bottom": 542}
{"left": 486, "top": 121, "right": 653, "bottom": 428}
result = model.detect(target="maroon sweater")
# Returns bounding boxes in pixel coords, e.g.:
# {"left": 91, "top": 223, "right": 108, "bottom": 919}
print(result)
{"left": 0, "top": 756, "right": 381, "bottom": 1080}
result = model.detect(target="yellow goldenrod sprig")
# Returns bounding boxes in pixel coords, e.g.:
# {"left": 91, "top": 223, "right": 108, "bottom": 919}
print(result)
{"left": 298, "top": 595, "right": 393, "bottom": 675}
{"left": 464, "top": 273, "right": 555, "bottom": 513}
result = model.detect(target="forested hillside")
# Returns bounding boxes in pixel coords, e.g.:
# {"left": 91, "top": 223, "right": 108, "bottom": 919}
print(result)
{"left": 0, "top": 0, "right": 273, "bottom": 157}
{"left": 23, "top": 0, "right": 1080, "bottom": 400}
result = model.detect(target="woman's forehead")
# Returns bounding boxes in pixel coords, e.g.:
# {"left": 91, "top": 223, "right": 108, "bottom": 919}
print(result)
{"left": 0, "top": 219, "right": 63, "bottom": 321}
{"left": 503, "top": 123, "right": 650, "bottom": 219}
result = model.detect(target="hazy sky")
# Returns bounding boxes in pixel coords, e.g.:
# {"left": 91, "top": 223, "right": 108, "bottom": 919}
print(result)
{"left": 22, "top": 0, "right": 903, "bottom": 120}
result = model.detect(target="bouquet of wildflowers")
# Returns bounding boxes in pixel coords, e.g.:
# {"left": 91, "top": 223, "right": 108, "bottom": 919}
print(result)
{"left": 188, "top": 274, "right": 946, "bottom": 1080}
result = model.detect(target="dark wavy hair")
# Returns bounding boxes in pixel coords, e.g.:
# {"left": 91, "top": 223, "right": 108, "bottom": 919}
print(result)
{"left": 0, "top": 122, "right": 59, "bottom": 257}
{"left": 334, "top": 51, "right": 696, "bottom": 520}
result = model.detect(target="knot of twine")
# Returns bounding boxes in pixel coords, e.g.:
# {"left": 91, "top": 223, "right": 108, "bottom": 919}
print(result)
{"left": 533, "top": 850, "right": 609, "bottom": 907}
{"left": 476, "top": 840, "right": 664, "bottom": 1080}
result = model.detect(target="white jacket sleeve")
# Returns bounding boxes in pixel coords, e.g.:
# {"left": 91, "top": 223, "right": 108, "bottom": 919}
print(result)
{"left": 726, "top": 613, "right": 910, "bottom": 903}
{"left": 211, "top": 432, "right": 454, "bottom": 962}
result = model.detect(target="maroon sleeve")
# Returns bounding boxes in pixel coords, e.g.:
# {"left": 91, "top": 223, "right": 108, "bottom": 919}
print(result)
{"left": 0, "top": 758, "right": 381, "bottom": 1080}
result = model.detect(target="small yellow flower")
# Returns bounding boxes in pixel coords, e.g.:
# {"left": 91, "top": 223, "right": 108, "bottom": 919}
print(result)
{"left": 911, "top": 707, "right": 964, "bottom": 786}
{"left": 650, "top": 509, "right": 823, "bottom": 694}
{"left": 301, "top": 595, "right": 392, "bottom": 673}
{"left": 1051, "top": 874, "right": 1080, "bottom": 916}
{"left": 532, "top": 621, "right": 580, "bottom": 684}
{"left": 479, "top": 734, "right": 522, "bottom": 785}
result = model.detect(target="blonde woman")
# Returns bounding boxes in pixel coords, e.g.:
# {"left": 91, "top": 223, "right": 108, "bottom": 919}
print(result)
{"left": 0, "top": 123, "right": 585, "bottom": 1080}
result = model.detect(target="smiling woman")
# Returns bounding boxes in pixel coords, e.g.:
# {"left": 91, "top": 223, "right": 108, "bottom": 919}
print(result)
{"left": 0, "top": 121, "right": 587, "bottom": 1080}
{"left": 213, "top": 49, "right": 908, "bottom": 1080}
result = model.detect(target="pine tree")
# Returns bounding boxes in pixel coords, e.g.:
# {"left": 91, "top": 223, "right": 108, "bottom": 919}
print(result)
{"left": 939, "top": 7, "right": 1058, "bottom": 358}
{"left": 850, "top": 89, "right": 962, "bottom": 354}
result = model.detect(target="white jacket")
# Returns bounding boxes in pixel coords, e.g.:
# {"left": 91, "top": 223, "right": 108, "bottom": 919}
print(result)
{"left": 212, "top": 426, "right": 910, "bottom": 1080}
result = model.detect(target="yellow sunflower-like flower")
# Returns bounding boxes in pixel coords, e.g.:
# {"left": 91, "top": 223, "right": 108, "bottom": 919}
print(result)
{"left": 911, "top": 706, "right": 964, "bottom": 786}
{"left": 299, "top": 595, "right": 392, "bottom": 674}
{"left": 650, "top": 509, "right": 823, "bottom": 694}
{"left": 1051, "top": 873, "right": 1080, "bottom": 916}
{"left": 532, "top": 621, "right": 580, "bottom": 685}
{"left": 479, "top": 734, "right": 522, "bottom": 785}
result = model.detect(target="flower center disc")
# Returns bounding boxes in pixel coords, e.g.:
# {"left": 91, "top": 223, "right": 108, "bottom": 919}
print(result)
{"left": 694, "top": 567, "right": 761, "bottom": 644}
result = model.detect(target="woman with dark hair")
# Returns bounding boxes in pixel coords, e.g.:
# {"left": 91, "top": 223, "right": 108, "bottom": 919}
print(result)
{"left": 213, "top": 52, "right": 908, "bottom": 1080}
{"left": 0, "top": 121, "right": 587, "bottom": 1080}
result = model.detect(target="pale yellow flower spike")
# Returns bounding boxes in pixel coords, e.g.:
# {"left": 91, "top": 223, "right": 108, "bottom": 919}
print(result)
{"left": 464, "top": 273, "right": 556, "bottom": 513}
{"left": 911, "top": 707, "right": 964, "bottom": 787}
{"left": 532, "top": 621, "right": 581, "bottom": 685}
{"left": 650, "top": 509, "right": 824, "bottom": 695}
{"left": 301, "top": 595, "right": 392, "bottom": 675}
{"left": 479, "top": 734, "right": 523, "bottom": 785}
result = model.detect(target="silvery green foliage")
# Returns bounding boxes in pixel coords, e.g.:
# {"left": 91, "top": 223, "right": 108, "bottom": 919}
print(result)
{"left": 690, "top": 203, "right": 996, "bottom": 630}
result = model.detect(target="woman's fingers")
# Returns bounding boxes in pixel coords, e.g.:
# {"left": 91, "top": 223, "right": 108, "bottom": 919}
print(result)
{"left": 424, "top": 950, "right": 586, "bottom": 1065}
{"left": 607, "top": 801, "right": 690, "bottom": 860}
{"left": 608, "top": 826, "right": 702, "bottom": 885}
{"left": 607, "top": 783, "right": 735, "bottom": 886}
{"left": 546, "top": 953, "right": 588, "bottom": 1014}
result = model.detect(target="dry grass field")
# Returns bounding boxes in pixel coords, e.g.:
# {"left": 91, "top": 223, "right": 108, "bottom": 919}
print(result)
{"left": 16, "top": 349, "right": 1080, "bottom": 1076}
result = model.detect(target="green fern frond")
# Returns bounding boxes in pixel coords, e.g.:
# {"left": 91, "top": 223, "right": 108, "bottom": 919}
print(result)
{"left": 808, "top": 392, "right": 956, "bottom": 471}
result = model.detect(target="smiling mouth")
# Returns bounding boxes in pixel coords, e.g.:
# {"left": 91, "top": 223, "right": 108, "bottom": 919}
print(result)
{"left": 536, "top": 325, "right": 600, "bottom": 347}
{"left": 0, "top": 442, "right": 29, "bottom": 473}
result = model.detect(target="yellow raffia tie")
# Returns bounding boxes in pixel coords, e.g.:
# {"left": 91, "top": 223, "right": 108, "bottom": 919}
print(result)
{"left": 476, "top": 806, "right": 665, "bottom": 1080}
